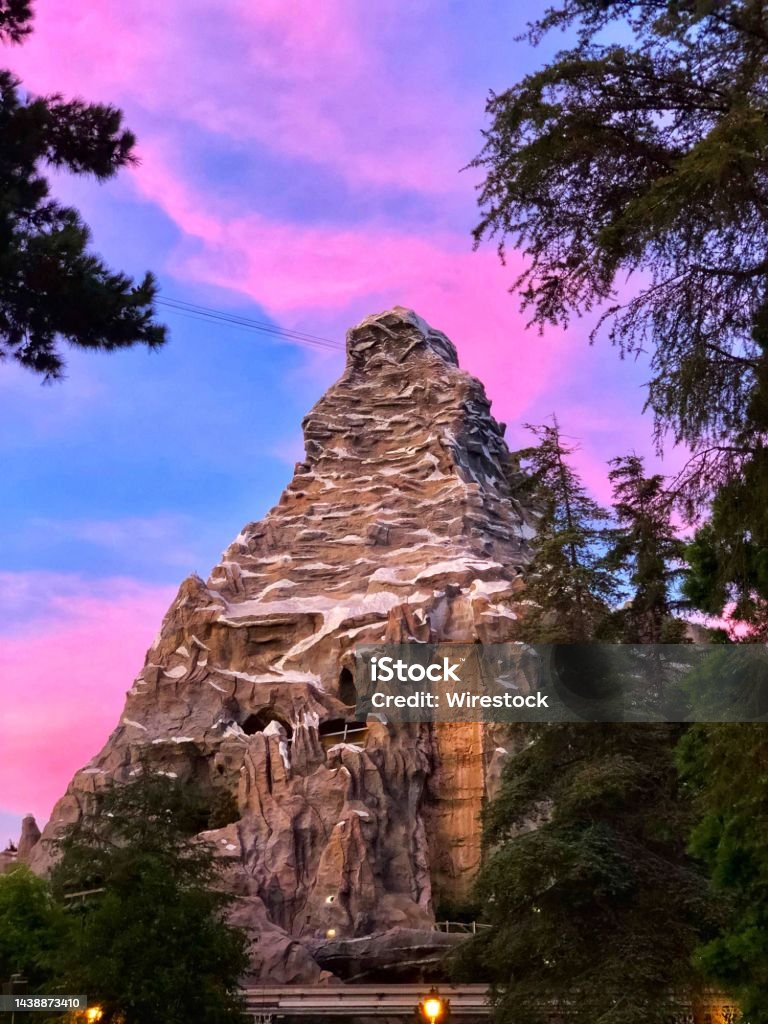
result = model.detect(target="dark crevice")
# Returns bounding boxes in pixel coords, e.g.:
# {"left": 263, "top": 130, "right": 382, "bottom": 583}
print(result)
{"left": 242, "top": 708, "right": 293, "bottom": 739}
{"left": 339, "top": 667, "right": 357, "bottom": 707}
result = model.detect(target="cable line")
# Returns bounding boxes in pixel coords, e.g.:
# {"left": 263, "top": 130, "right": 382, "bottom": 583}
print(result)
{"left": 158, "top": 296, "right": 340, "bottom": 348}
{"left": 156, "top": 296, "right": 343, "bottom": 352}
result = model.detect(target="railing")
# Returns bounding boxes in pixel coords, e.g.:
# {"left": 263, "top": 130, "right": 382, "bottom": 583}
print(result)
{"left": 244, "top": 985, "right": 739, "bottom": 1022}
{"left": 244, "top": 984, "right": 490, "bottom": 1019}
{"left": 434, "top": 921, "right": 491, "bottom": 935}
{"left": 319, "top": 723, "right": 369, "bottom": 748}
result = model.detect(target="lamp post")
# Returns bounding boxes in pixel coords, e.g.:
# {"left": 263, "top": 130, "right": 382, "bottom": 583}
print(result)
{"left": 416, "top": 987, "right": 450, "bottom": 1022}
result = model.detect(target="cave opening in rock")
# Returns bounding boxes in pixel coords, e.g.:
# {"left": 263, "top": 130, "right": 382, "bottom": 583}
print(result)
{"left": 338, "top": 667, "right": 357, "bottom": 707}
{"left": 241, "top": 708, "right": 293, "bottom": 740}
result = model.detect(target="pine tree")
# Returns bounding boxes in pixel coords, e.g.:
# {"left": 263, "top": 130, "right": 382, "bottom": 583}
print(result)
{"left": 0, "top": 1, "right": 166, "bottom": 380}
{"left": 470, "top": 0, "right": 768, "bottom": 515}
{"left": 454, "top": 723, "right": 716, "bottom": 1024}
{"left": 453, "top": 439, "right": 719, "bottom": 1021}
{"left": 51, "top": 771, "right": 249, "bottom": 1024}
{"left": 515, "top": 419, "right": 618, "bottom": 642}
{"left": 605, "top": 454, "right": 687, "bottom": 643}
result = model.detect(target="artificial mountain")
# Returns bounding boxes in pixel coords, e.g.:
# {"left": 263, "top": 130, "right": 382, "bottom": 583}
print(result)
{"left": 24, "top": 308, "right": 537, "bottom": 982}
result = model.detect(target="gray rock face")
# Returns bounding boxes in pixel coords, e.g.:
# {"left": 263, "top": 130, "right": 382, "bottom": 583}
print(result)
{"left": 29, "top": 308, "right": 536, "bottom": 981}
{"left": 18, "top": 814, "right": 41, "bottom": 861}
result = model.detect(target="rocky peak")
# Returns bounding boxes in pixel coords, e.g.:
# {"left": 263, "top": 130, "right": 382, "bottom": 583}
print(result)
{"left": 346, "top": 307, "right": 459, "bottom": 370}
{"left": 224, "top": 306, "right": 531, "bottom": 627}
{"left": 18, "top": 814, "right": 41, "bottom": 861}
{"left": 30, "top": 309, "right": 535, "bottom": 984}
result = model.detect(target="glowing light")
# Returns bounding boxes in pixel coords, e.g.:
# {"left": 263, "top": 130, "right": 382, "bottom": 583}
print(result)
{"left": 86, "top": 1009, "right": 103, "bottom": 1022}
{"left": 325, "top": 928, "right": 337, "bottom": 938}
{"left": 423, "top": 996, "right": 443, "bottom": 1020}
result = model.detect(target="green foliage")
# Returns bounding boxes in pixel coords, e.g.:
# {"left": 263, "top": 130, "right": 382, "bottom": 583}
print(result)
{"left": 0, "top": 5, "right": 166, "bottom": 379}
{"left": 682, "top": 323, "right": 768, "bottom": 628}
{"left": 51, "top": 771, "right": 249, "bottom": 1024}
{"left": 458, "top": 438, "right": 721, "bottom": 1019}
{"left": 605, "top": 454, "right": 687, "bottom": 642}
{"left": 684, "top": 449, "right": 768, "bottom": 631}
{"left": 0, "top": 866, "right": 65, "bottom": 989}
{"left": 683, "top": 644, "right": 768, "bottom": 721}
{"left": 678, "top": 722, "right": 768, "bottom": 1021}
{"left": 515, "top": 420, "right": 618, "bottom": 641}
{"left": 472, "top": 0, "right": 768, "bottom": 507}
{"left": 454, "top": 724, "right": 717, "bottom": 1024}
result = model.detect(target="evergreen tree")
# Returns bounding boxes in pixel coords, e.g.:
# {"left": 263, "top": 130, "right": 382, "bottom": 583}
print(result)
{"left": 678, "top": 718, "right": 768, "bottom": 1022}
{"left": 605, "top": 454, "right": 687, "bottom": 643}
{"left": 515, "top": 420, "right": 618, "bottom": 642}
{"left": 471, "top": 0, "right": 768, "bottom": 512}
{"left": 0, "top": 1, "right": 166, "bottom": 380}
{"left": 455, "top": 441, "right": 717, "bottom": 1021}
{"left": 51, "top": 771, "right": 249, "bottom": 1024}
{"left": 454, "top": 723, "right": 715, "bottom": 1024}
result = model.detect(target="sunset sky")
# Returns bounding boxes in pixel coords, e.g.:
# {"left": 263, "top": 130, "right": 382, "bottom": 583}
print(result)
{"left": 0, "top": 2, "right": 668, "bottom": 843}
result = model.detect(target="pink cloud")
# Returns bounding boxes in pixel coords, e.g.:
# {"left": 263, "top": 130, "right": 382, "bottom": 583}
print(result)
{"left": 6, "top": 1, "right": 473, "bottom": 196}
{"left": 0, "top": 574, "right": 175, "bottom": 828}
{"left": 130, "top": 147, "right": 572, "bottom": 424}
{"left": 562, "top": 413, "right": 691, "bottom": 507}
{"left": 3, "top": 5, "right": 162, "bottom": 98}
{"left": 4, "top": 1, "right": 578, "bottom": 423}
